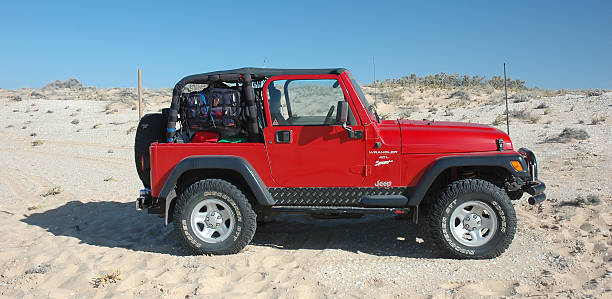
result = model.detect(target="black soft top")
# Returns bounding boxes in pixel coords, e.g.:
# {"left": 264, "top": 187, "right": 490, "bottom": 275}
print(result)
{"left": 177, "top": 67, "right": 347, "bottom": 85}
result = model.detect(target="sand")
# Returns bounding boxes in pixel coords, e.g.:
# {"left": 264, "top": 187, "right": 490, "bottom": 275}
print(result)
{"left": 0, "top": 83, "right": 610, "bottom": 298}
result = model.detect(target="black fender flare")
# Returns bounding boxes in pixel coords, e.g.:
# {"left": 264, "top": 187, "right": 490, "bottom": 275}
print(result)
{"left": 159, "top": 156, "right": 275, "bottom": 223}
{"left": 407, "top": 154, "right": 529, "bottom": 206}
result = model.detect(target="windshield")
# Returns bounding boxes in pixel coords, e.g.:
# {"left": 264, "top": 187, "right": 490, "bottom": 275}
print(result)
{"left": 347, "top": 72, "right": 375, "bottom": 119}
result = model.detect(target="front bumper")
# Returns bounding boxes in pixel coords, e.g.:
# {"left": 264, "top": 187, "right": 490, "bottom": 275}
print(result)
{"left": 519, "top": 148, "right": 547, "bottom": 205}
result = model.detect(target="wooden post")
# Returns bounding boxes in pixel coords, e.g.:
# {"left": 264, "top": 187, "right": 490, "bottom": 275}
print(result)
{"left": 138, "top": 68, "right": 143, "bottom": 120}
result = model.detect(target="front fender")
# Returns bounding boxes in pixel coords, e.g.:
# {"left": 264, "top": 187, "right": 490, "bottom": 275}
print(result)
{"left": 407, "top": 154, "right": 529, "bottom": 206}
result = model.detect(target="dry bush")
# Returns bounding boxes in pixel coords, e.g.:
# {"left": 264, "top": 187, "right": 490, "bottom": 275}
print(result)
{"left": 9, "top": 95, "right": 22, "bottom": 102}
{"left": 510, "top": 109, "right": 540, "bottom": 123}
{"left": 25, "top": 263, "right": 51, "bottom": 274}
{"left": 590, "top": 115, "right": 606, "bottom": 125}
{"left": 544, "top": 128, "right": 589, "bottom": 143}
{"left": 71, "top": 119, "right": 79, "bottom": 125}
{"left": 448, "top": 90, "right": 471, "bottom": 101}
{"left": 560, "top": 194, "right": 601, "bottom": 207}
{"left": 92, "top": 123, "right": 102, "bottom": 129}
{"left": 535, "top": 103, "right": 549, "bottom": 109}
{"left": 511, "top": 93, "right": 531, "bottom": 103}
{"left": 42, "top": 185, "right": 63, "bottom": 197}
{"left": 586, "top": 89, "right": 603, "bottom": 97}
{"left": 492, "top": 114, "right": 507, "bottom": 126}
{"left": 32, "top": 140, "right": 44, "bottom": 146}
{"left": 92, "top": 269, "right": 121, "bottom": 288}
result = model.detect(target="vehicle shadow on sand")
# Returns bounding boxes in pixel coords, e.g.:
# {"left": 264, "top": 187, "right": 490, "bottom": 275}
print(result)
{"left": 22, "top": 200, "right": 446, "bottom": 258}
{"left": 252, "top": 214, "right": 447, "bottom": 258}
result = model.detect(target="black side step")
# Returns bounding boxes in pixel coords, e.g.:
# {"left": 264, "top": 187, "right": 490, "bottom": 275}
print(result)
{"left": 361, "top": 195, "right": 409, "bottom": 207}
{"left": 268, "top": 205, "right": 411, "bottom": 215}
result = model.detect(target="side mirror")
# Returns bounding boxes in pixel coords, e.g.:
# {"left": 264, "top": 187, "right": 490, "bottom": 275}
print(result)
{"left": 335, "top": 101, "right": 348, "bottom": 124}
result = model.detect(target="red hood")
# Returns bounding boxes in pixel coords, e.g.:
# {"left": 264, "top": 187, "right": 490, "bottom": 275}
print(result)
{"left": 387, "top": 119, "right": 513, "bottom": 154}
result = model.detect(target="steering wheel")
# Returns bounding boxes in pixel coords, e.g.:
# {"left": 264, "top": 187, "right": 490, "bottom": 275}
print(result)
{"left": 323, "top": 105, "right": 335, "bottom": 125}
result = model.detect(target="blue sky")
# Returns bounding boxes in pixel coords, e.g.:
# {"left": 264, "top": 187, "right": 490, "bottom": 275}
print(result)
{"left": 1, "top": 0, "right": 610, "bottom": 90}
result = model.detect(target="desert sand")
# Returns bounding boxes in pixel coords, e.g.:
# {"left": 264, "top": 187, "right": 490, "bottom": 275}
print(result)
{"left": 0, "top": 80, "right": 610, "bottom": 298}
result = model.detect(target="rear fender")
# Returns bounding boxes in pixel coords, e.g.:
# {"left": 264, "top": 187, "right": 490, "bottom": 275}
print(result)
{"left": 159, "top": 156, "right": 274, "bottom": 224}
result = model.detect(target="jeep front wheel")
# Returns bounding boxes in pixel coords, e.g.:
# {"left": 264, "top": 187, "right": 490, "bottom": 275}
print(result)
{"left": 429, "top": 179, "right": 517, "bottom": 259}
{"left": 173, "top": 179, "right": 257, "bottom": 255}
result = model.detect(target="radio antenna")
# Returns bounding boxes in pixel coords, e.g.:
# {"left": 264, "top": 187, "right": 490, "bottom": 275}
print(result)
{"left": 504, "top": 63, "right": 510, "bottom": 135}
{"left": 373, "top": 56, "right": 377, "bottom": 102}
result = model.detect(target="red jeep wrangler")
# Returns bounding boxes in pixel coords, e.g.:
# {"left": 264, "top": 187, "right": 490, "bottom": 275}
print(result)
{"left": 134, "top": 68, "right": 545, "bottom": 259}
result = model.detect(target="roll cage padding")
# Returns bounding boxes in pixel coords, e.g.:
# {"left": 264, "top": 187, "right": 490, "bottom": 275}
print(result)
{"left": 407, "top": 154, "right": 530, "bottom": 206}
{"left": 241, "top": 74, "right": 260, "bottom": 142}
{"left": 159, "top": 156, "right": 275, "bottom": 221}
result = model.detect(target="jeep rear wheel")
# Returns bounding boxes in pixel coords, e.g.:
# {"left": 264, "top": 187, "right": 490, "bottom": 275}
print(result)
{"left": 173, "top": 179, "right": 256, "bottom": 255}
{"left": 429, "top": 179, "right": 516, "bottom": 259}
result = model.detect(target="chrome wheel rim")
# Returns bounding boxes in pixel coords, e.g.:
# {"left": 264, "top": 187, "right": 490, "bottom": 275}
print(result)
{"left": 449, "top": 201, "right": 498, "bottom": 247}
{"left": 190, "top": 198, "right": 235, "bottom": 243}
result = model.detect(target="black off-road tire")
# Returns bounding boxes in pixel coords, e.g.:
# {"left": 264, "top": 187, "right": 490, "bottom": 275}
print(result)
{"left": 134, "top": 112, "right": 166, "bottom": 188}
{"left": 173, "top": 179, "right": 257, "bottom": 255}
{"left": 428, "top": 179, "right": 517, "bottom": 259}
{"left": 507, "top": 190, "right": 524, "bottom": 201}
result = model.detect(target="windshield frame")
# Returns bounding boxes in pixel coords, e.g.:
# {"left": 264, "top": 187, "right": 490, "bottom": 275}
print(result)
{"left": 347, "top": 72, "right": 376, "bottom": 122}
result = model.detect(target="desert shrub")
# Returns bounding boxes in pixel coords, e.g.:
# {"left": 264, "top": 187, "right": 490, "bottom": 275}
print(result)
{"left": 586, "top": 89, "right": 603, "bottom": 97}
{"left": 510, "top": 109, "right": 540, "bottom": 123}
{"left": 9, "top": 95, "right": 22, "bottom": 102}
{"left": 30, "top": 91, "right": 46, "bottom": 99}
{"left": 492, "top": 114, "right": 507, "bottom": 126}
{"left": 544, "top": 128, "right": 589, "bottom": 143}
{"left": 388, "top": 90, "right": 403, "bottom": 103}
{"left": 92, "top": 269, "right": 121, "bottom": 288}
{"left": 42, "top": 78, "right": 82, "bottom": 90}
{"left": 32, "top": 140, "right": 44, "bottom": 146}
{"left": 369, "top": 72, "right": 527, "bottom": 90}
{"left": 42, "top": 185, "right": 63, "bottom": 197}
{"left": 25, "top": 263, "right": 51, "bottom": 274}
{"left": 590, "top": 115, "right": 606, "bottom": 125}
{"left": 535, "top": 103, "right": 549, "bottom": 109}
{"left": 561, "top": 194, "right": 601, "bottom": 207}
{"left": 448, "top": 90, "right": 471, "bottom": 101}
{"left": 512, "top": 93, "right": 531, "bottom": 103}
{"left": 71, "top": 119, "right": 80, "bottom": 125}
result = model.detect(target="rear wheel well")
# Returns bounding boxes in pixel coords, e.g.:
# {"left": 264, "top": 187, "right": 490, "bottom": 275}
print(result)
{"left": 166, "top": 168, "right": 257, "bottom": 223}
{"left": 419, "top": 166, "right": 514, "bottom": 208}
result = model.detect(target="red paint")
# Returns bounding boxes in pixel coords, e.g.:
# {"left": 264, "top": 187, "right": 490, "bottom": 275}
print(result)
{"left": 149, "top": 69, "right": 520, "bottom": 198}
